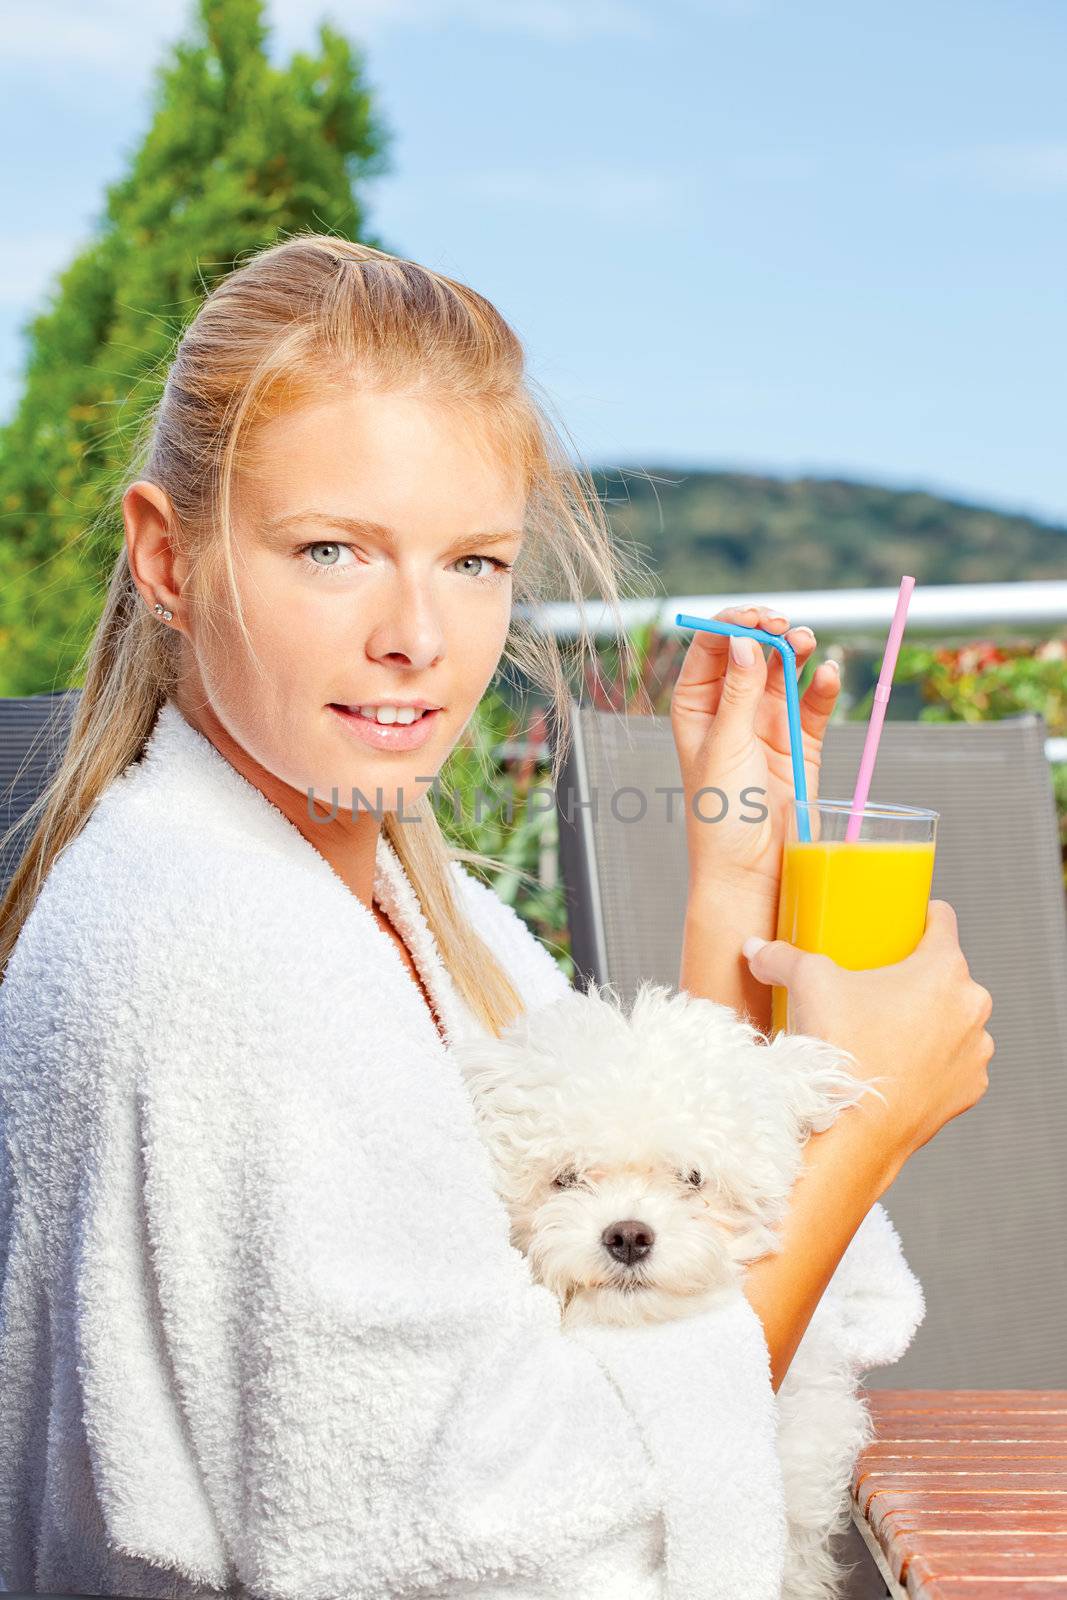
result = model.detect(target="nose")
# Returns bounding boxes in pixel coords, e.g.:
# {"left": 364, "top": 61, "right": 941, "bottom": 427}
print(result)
{"left": 366, "top": 578, "right": 446, "bottom": 673}
{"left": 601, "top": 1220, "right": 655, "bottom": 1265}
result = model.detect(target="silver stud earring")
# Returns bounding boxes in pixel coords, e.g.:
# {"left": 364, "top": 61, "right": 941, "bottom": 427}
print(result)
{"left": 153, "top": 602, "right": 174, "bottom": 622}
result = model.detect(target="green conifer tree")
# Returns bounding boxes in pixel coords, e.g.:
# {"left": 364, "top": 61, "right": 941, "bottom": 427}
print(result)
{"left": 0, "top": 0, "right": 394, "bottom": 693}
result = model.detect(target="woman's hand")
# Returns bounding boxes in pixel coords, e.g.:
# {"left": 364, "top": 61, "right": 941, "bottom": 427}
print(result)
{"left": 671, "top": 603, "right": 842, "bottom": 909}
{"left": 743, "top": 899, "right": 994, "bottom": 1173}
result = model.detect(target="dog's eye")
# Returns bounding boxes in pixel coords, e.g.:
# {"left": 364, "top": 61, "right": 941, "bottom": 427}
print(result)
{"left": 685, "top": 1168, "right": 703, "bottom": 1188}
{"left": 553, "top": 1170, "right": 580, "bottom": 1189}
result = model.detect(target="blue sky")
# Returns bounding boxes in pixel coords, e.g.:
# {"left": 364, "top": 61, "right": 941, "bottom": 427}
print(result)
{"left": 3, "top": 0, "right": 1066, "bottom": 525}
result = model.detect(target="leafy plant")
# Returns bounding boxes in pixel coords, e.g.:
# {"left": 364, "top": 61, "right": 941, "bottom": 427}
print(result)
{"left": 865, "top": 637, "right": 1067, "bottom": 883}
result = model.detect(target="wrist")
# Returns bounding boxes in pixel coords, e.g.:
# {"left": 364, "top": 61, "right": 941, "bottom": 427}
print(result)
{"left": 813, "top": 1090, "right": 908, "bottom": 1199}
{"left": 685, "top": 873, "right": 779, "bottom": 933}
{"left": 680, "top": 894, "right": 778, "bottom": 1033}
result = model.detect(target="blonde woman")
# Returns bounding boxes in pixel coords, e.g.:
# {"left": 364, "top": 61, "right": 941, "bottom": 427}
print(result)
{"left": 0, "top": 237, "right": 992, "bottom": 1600}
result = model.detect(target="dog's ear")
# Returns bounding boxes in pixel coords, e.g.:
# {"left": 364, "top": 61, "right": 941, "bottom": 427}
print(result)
{"left": 684, "top": 1028, "right": 886, "bottom": 1231}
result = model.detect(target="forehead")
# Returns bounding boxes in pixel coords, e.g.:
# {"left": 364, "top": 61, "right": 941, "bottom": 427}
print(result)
{"left": 242, "top": 390, "right": 526, "bottom": 528}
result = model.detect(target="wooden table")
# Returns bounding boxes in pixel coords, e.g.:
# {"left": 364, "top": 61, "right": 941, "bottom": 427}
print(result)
{"left": 842, "top": 1390, "right": 1067, "bottom": 1598}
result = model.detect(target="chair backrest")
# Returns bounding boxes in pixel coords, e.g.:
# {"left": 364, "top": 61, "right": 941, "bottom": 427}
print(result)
{"left": 553, "top": 699, "right": 1067, "bottom": 1389}
{"left": 0, "top": 691, "right": 81, "bottom": 903}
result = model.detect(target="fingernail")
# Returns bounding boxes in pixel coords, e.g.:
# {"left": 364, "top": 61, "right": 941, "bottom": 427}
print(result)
{"left": 730, "top": 634, "right": 756, "bottom": 666}
{"left": 795, "top": 626, "right": 816, "bottom": 640}
{"left": 742, "top": 935, "right": 768, "bottom": 960}
{"left": 823, "top": 659, "right": 840, "bottom": 675}
{"left": 769, "top": 615, "right": 789, "bottom": 628}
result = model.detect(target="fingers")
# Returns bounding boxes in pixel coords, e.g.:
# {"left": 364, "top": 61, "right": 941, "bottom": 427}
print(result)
{"left": 711, "top": 623, "right": 770, "bottom": 744}
{"left": 797, "top": 655, "right": 841, "bottom": 746}
{"left": 719, "top": 603, "right": 810, "bottom": 660}
{"left": 901, "top": 900, "right": 967, "bottom": 987}
{"left": 742, "top": 935, "right": 835, "bottom": 990}
{"left": 919, "top": 898, "right": 960, "bottom": 944}
{"left": 674, "top": 602, "right": 841, "bottom": 729}
{"left": 716, "top": 605, "right": 840, "bottom": 717}
{"left": 765, "top": 624, "right": 841, "bottom": 723}
{"left": 673, "top": 602, "right": 769, "bottom": 719}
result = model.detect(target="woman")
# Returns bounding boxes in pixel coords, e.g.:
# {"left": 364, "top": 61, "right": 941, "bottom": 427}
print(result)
{"left": 0, "top": 236, "right": 992, "bottom": 1600}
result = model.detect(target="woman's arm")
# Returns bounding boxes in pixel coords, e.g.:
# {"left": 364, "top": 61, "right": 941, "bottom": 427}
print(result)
{"left": 717, "top": 899, "right": 992, "bottom": 1393}
{"left": 739, "top": 1100, "right": 903, "bottom": 1392}
{"left": 680, "top": 893, "right": 906, "bottom": 1390}
{"left": 680, "top": 884, "right": 777, "bottom": 1034}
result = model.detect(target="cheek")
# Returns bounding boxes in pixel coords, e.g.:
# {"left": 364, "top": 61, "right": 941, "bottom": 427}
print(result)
{"left": 195, "top": 584, "right": 332, "bottom": 727}
{"left": 448, "top": 588, "right": 512, "bottom": 659}
{"left": 243, "top": 579, "right": 350, "bottom": 676}
{"left": 211, "top": 561, "right": 317, "bottom": 648}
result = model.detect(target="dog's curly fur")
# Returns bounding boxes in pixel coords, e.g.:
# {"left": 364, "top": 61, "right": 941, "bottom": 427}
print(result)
{"left": 453, "top": 979, "right": 893, "bottom": 1600}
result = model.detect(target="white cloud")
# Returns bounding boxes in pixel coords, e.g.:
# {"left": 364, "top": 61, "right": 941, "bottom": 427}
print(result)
{"left": 306, "top": 0, "right": 656, "bottom": 40}
{"left": 923, "top": 142, "right": 1067, "bottom": 193}
{"left": 2, "top": 0, "right": 660, "bottom": 76}
{"left": 1, "top": 0, "right": 190, "bottom": 71}
{"left": 973, "top": 143, "right": 1067, "bottom": 191}
{"left": 3, "top": 0, "right": 767, "bottom": 74}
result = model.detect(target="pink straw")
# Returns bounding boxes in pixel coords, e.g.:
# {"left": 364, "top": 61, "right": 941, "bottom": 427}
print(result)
{"left": 845, "top": 575, "right": 916, "bottom": 843}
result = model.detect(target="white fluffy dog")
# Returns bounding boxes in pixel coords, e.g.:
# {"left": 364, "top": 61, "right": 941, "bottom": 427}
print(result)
{"left": 453, "top": 978, "right": 891, "bottom": 1600}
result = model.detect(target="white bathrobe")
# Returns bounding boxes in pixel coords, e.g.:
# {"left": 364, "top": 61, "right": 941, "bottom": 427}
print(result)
{"left": 0, "top": 698, "right": 922, "bottom": 1600}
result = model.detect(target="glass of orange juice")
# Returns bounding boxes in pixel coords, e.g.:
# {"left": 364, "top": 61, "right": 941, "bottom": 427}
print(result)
{"left": 771, "top": 798, "right": 938, "bottom": 1036}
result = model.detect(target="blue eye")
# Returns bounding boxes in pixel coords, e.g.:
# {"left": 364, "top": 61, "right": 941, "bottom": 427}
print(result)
{"left": 296, "top": 543, "right": 513, "bottom": 582}
{"left": 451, "top": 554, "right": 514, "bottom": 582}
{"left": 300, "top": 542, "right": 356, "bottom": 577}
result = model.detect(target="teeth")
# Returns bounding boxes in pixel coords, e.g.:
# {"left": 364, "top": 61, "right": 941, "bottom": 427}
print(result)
{"left": 355, "top": 705, "right": 426, "bottom": 725}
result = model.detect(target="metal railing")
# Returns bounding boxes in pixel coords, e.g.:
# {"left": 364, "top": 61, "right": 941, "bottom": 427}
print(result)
{"left": 512, "top": 581, "right": 1067, "bottom": 766}
{"left": 513, "top": 580, "right": 1067, "bottom": 639}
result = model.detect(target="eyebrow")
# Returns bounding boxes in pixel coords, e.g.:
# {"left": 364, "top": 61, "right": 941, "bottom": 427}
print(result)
{"left": 263, "top": 510, "right": 524, "bottom": 550}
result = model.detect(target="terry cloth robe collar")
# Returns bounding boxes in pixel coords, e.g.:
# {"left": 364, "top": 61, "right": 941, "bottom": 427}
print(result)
{"left": 139, "top": 698, "right": 486, "bottom": 1054}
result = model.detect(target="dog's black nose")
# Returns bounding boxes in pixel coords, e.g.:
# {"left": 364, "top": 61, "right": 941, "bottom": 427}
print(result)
{"left": 602, "top": 1220, "right": 655, "bottom": 1265}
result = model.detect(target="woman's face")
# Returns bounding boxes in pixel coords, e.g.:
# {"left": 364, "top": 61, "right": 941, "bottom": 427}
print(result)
{"left": 182, "top": 388, "right": 525, "bottom": 815}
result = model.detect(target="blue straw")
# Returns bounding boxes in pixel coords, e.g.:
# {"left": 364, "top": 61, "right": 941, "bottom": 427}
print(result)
{"left": 674, "top": 613, "right": 812, "bottom": 843}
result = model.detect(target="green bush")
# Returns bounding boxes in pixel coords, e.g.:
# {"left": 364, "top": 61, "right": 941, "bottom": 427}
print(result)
{"left": 859, "top": 638, "right": 1067, "bottom": 883}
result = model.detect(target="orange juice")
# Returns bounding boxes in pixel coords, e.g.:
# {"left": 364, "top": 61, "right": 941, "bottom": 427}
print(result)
{"left": 771, "top": 839, "right": 936, "bottom": 1035}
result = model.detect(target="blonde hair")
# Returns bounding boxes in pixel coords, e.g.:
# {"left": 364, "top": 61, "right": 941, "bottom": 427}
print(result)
{"left": 0, "top": 232, "right": 653, "bottom": 1034}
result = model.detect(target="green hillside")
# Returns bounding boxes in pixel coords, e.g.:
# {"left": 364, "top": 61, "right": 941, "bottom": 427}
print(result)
{"left": 592, "top": 468, "right": 1067, "bottom": 596}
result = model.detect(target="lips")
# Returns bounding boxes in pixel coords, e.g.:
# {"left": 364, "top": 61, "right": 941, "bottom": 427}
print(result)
{"left": 327, "top": 703, "right": 442, "bottom": 752}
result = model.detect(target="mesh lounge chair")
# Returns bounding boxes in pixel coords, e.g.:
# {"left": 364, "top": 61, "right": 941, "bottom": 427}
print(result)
{"left": 551, "top": 698, "right": 1067, "bottom": 1389}
{"left": 0, "top": 690, "right": 80, "bottom": 904}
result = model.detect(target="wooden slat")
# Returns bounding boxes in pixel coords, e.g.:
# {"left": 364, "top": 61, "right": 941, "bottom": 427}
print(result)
{"left": 851, "top": 1391, "right": 1067, "bottom": 1598}
{"left": 912, "top": 1584, "right": 1067, "bottom": 1599}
